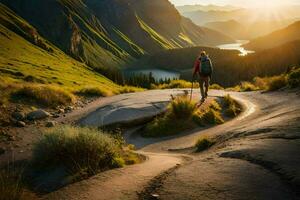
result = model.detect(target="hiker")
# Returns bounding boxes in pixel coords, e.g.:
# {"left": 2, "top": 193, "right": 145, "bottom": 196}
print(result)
{"left": 193, "top": 51, "right": 213, "bottom": 102}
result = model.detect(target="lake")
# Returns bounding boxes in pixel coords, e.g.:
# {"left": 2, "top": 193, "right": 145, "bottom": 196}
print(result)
{"left": 125, "top": 69, "right": 180, "bottom": 81}
{"left": 217, "top": 40, "right": 255, "bottom": 56}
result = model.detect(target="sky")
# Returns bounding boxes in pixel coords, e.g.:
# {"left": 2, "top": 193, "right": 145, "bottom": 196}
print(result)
{"left": 170, "top": 0, "right": 300, "bottom": 7}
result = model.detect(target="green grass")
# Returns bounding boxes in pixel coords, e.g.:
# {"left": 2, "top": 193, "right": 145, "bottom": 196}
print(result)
{"left": 0, "top": 164, "right": 24, "bottom": 200}
{"left": 0, "top": 16, "right": 121, "bottom": 94}
{"left": 195, "top": 138, "right": 215, "bottom": 152}
{"left": 32, "top": 126, "right": 125, "bottom": 176}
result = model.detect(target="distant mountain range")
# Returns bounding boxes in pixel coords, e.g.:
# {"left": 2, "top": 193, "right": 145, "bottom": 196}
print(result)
{"left": 0, "top": 0, "right": 233, "bottom": 73}
{"left": 176, "top": 4, "right": 240, "bottom": 13}
{"left": 178, "top": 5, "right": 300, "bottom": 39}
{"left": 244, "top": 21, "right": 300, "bottom": 51}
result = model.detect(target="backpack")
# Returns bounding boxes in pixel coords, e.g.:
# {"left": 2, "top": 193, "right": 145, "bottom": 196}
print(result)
{"left": 199, "top": 56, "right": 213, "bottom": 76}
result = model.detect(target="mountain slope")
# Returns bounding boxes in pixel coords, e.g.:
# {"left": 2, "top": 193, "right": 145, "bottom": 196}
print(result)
{"left": 0, "top": 3, "right": 119, "bottom": 91}
{"left": 244, "top": 21, "right": 300, "bottom": 51}
{"left": 1, "top": 0, "right": 233, "bottom": 72}
{"left": 205, "top": 20, "right": 247, "bottom": 39}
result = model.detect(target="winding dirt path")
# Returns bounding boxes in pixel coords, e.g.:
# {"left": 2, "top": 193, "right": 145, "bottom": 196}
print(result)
{"left": 45, "top": 90, "right": 300, "bottom": 200}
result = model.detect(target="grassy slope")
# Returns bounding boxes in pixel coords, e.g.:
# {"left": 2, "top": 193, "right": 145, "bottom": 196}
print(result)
{"left": 0, "top": 4, "right": 120, "bottom": 92}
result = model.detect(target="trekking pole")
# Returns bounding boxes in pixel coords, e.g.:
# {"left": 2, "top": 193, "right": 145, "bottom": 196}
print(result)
{"left": 190, "top": 78, "right": 194, "bottom": 101}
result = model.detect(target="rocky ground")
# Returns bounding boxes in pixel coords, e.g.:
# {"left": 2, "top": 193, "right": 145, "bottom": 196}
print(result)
{"left": 1, "top": 89, "right": 299, "bottom": 200}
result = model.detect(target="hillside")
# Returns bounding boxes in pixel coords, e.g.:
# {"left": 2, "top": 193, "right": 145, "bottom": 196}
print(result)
{"left": 128, "top": 40, "right": 300, "bottom": 86}
{"left": 205, "top": 20, "right": 247, "bottom": 39}
{"left": 0, "top": 3, "right": 119, "bottom": 91}
{"left": 0, "top": 0, "right": 233, "bottom": 72}
{"left": 244, "top": 21, "right": 300, "bottom": 51}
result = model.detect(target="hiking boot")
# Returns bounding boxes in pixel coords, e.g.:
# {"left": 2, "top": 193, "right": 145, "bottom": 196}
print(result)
{"left": 205, "top": 92, "right": 208, "bottom": 98}
{"left": 201, "top": 97, "right": 205, "bottom": 103}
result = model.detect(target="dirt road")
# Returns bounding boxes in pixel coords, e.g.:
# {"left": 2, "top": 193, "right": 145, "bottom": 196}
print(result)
{"left": 45, "top": 90, "right": 300, "bottom": 200}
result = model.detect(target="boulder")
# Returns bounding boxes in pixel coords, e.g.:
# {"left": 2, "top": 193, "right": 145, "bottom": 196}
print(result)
{"left": 12, "top": 111, "right": 25, "bottom": 121}
{"left": 27, "top": 109, "right": 51, "bottom": 120}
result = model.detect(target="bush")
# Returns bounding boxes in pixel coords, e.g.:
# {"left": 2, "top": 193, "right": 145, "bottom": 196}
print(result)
{"left": 76, "top": 87, "right": 109, "bottom": 97}
{"left": 12, "top": 85, "right": 75, "bottom": 108}
{"left": 32, "top": 126, "right": 122, "bottom": 175}
{"left": 267, "top": 75, "right": 287, "bottom": 91}
{"left": 195, "top": 138, "right": 215, "bottom": 152}
{"left": 287, "top": 67, "right": 300, "bottom": 88}
{"left": 253, "top": 77, "right": 269, "bottom": 90}
{"left": 0, "top": 165, "right": 24, "bottom": 200}
{"left": 209, "top": 84, "right": 224, "bottom": 90}
{"left": 169, "top": 96, "right": 197, "bottom": 119}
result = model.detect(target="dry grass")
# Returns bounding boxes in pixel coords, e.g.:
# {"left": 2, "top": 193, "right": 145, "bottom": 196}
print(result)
{"left": 209, "top": 84, "right": 224, "bottom": 90}
{"left": 11, "top": 84, "right": 75, "bottom": 108}
{"left": 32, "top": 126, "right": 123, "bottom": 176}
{"left": 287, "top": 67, "right": 300, "bottom": 88}
{"left": 152, "top": 80, "right": 199, "bottom": 89}
{"left": 223, "top": 95, "right": 241, "bottom": 117}
{"left": 0, "top": 164, "right": 24, "bottom": 200}
{"left": 76, "top": 87, "right": 110, "bottom": 97}
{"left": 267, "top": 75, "right": 287, "bottom": 91}
{"left": 118, "top": 86, "right": 144, "bottom": 94}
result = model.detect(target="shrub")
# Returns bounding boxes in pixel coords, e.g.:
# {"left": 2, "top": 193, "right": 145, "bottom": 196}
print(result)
{"left": 253, "top": 77, "right": 269, "bottom": 90}
{"left": 169, "top": 96, "right": 197, "bottom": 119}
{"left": 209, "top": 84, "right": 224, "bottom": 90}
{"left": 0, "top": 165, "right": 24, "bottom": 200}
{"left": 287, "top": 67, "right": 300, "bottom": 88}
{"left": 12, "top": 85, "right": 75, "bottom": 108}
{"left": 267, "top": 75, "right": 287, "bottom": 91}
{"left": 209, "top": 100, "right": 222, "bottom": 111}
{"left": 32, "top": 126, "right": 122, "bottom": 175}
{"left": 76, "top": 87, "right": 109, "bottom": 97}
{"left": 195, "top": 138, "right": 215, "bottom": 152}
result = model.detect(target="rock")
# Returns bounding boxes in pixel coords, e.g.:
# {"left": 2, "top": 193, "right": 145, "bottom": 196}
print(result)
{"left": 0, "top": 147, "right": 5, "bottom": 155}
{"left": 58, "top": 109, "right": 65, "bottom": 114}
{"left": 52, "top": 114, "right": 60, "bottom": 118}
{"left": 27, "top": 109, "right": 51, "bottom": 120}
{"left": 12, "top": 111, "right": 25, "bottom": 121}
{"left": 16, "top": 121, "right": 26, "bottom": 127}
{"left": 65, "top": 106, "right": 74, "bottom": 112}
{"left": 46, "top": 121, "right": 56, "bottom": 127}
{"left": 8, "top": 135, "right": 16, "bottom": 141}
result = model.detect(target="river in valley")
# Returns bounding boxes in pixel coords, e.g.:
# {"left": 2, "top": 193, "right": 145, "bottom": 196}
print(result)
{"left": 217, "top": 40, "right": 255, "bottom": 56}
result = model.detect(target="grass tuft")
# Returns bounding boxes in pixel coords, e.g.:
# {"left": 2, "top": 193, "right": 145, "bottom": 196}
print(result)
{"left": 76, "top": 87, "right": 110, "bottom": 97}
{"left": 267, "top": 75, "right": 287, "bottom": 91}
{"left": 11, "top": 84, "right": 75, "bottom": 108}
{"left": 32, "top": 126, "right": 122, "bottom": 176}
{"left": 153, "top": 80, "right": 199, "bottom": 89}
{"left": 195, "top": 138, "right": 215, "bottom": 152}
{"left": 118, "top": 86, "right": 144, "bottom": 94}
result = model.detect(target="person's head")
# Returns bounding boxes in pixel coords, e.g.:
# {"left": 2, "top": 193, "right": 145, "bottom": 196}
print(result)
{"left": 200, "top": 51, "right": 207, "bottom": 57}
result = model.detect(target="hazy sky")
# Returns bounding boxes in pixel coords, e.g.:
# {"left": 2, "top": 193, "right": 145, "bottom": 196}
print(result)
{"left": 170, "top": 0, "right": 300, "bottom": 7}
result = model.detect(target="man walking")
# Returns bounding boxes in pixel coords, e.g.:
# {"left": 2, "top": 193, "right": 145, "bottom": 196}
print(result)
{"left": 193, "top": 51, "right": 213, "bottom": 102}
